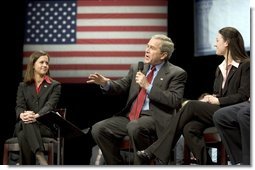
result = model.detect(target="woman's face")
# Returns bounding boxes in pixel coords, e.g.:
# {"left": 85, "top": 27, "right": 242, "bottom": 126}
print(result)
{"left": 33, "top": 55, "right": 49, "bottom": 76}
{"left": 214, "top": 33, "right": 228, "bottom": 56}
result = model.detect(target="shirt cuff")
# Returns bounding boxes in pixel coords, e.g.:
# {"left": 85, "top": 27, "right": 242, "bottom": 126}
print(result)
{"left": 100, "top": 81, "right": 110, "bottom": 91}
{"left": 146, "top": 84, "right": 152, "bottom": 94}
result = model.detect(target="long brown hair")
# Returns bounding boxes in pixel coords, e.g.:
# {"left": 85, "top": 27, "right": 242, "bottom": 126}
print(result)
{"left": 23, "top": 50, "right": 51, "bottom": 84}
{"left": 219, "top": 27, "right": 249, "bottom": 63}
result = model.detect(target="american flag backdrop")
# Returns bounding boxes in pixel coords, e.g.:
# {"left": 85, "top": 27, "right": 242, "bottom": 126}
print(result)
{"left": 23, "top": 0, "right": 168, "bottom": 83}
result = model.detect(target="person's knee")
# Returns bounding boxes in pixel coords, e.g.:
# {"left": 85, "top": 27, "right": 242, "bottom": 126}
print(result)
{"left": 183, "top": 123, "right": 202, "bottom": 140}
{"left": 16, "top": 131, "right": 24, "bottom": 140}
{"left": 91, "top": 122, "right": 105, "bottom": 139}
{"left": 183, "top": 100, "right": 198, "bottom": 109}
{"left": 236, "top": 111, "right": 249, "bottom": 124}
{"left": 126, "top": 121, "right": 141, "bottom": 137}
{"left": 213, "top": 109, "right": 224, "bottom": 125}
{"left": 180, "top": 100, "right": 200, "bottom": 114}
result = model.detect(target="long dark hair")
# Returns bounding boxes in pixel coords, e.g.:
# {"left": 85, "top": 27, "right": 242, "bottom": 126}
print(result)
{"left": 23, "top": 50, "right": 51, "bottom": 84}
{"left": 219, "top": 27, "right": 249, "bottom": 62}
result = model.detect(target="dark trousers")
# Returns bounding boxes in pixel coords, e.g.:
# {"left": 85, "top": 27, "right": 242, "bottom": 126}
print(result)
{"left": 213, "top": 101, "right": 250, "bottom": 165}
{"left": 15, "top": 121, "right": 54, "bottom": 165}
{"left": 147, "top": 100, "right": 220, "bottom": 164}
{"left": 91, "top": 114, "right": 156, "bottom": 165}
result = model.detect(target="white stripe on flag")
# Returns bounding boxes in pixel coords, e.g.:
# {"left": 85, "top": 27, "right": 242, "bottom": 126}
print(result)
{"left": 77, "top": 6, "right": 167, "bottom": 14}
{"left": 77, "top": 19, "right": 167, "bottom": 26}
{"left": 76, "top": 32, "right": 166, "bottom": 39}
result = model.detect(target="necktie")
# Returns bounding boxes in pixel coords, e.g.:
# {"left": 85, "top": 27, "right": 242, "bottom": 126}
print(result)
{"left": 128, "top": 66, "right": 156, "bottom": 120}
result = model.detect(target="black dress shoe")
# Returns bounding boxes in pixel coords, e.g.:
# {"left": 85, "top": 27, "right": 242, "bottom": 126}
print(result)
{"left": 137, "top": 150, "right": 155, "bottom": 161}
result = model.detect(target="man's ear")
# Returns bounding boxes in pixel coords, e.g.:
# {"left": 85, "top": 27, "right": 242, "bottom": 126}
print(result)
{"left": 160, "top": 52, "right": 167, "bottom": 60}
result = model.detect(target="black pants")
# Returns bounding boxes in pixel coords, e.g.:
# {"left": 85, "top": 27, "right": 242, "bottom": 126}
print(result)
{"left": 91, "top": 114, "right": 157, "bottom": 165}
{"left": 147, "top": 100, "right": 220, "bottom": 164}
{"left": 15, "top": 121, "right": 54, "bottom": 165}
{"left": 213, "top": 101, "right": 250, "bottom": 165}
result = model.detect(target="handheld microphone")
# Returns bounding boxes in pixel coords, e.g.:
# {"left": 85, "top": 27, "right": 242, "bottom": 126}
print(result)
{"left": 138, "top": 61, "right": 144, "bottom": 72}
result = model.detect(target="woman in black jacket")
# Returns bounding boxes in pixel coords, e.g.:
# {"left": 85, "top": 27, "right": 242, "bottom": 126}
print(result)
{"left": 15, "top": 51, "right": 61, "bottom": 165}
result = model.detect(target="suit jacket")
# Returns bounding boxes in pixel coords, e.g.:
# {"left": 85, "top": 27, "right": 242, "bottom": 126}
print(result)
{"left": 213, "top": 59, "right": 250, "bottom": 106}
{"left": 15, "top": 79, "right": 61, "bottom": 120}
{"left": 105, "top": 61, "right": 187, "bottom": 137}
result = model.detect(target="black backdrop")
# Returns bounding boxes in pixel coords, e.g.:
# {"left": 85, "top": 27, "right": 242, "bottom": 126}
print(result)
{"left": 0, "top": 0, "right": 225, "bottom": 165}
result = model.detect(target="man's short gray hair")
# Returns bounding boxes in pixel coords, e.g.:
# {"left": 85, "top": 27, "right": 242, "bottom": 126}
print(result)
{"left": 151, "top": 34, "right": 175, "bottom": 60}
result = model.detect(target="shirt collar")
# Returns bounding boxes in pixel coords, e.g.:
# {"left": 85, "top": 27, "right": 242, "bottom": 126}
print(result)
{"left": 150, "top": 62, "right": 165, "bottom": 71}
{"left": 219, "top": 59, "right": 240, "bottom": 70}
{"left": 44, "top": 75, "right": 52, "bottom": 84}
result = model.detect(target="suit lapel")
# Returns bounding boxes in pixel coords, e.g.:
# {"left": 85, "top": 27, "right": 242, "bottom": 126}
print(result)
{"left": 152, "top": 62, "right": 169, "bottom": 87}
{"left": 28, "top": 84, "right": 38, "bottom": 100}
{"left": 222, "top": 66, "right": 237, "bottom": 96}
{"left": 37, "top": 82, "right": 50, "bottom": 98}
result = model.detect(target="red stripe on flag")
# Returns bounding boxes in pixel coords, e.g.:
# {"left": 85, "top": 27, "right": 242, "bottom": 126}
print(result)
{"left": 54, "top": 77, "right": 121, "bottom": 84}
{"left": 76, "top": 39, "right": 148, "bottom": 44}
{"left": 52, "top": 64, "right": 130, "bottom": 70}
{"left": 23, "top": 51, "right": 145, "bottom": 57}
{"left": 78, "top": 0, "right": 167, "bottom": 6}
{"left": 77, "top": 26, "right": 167, "bottom": 32}
{"left": 23, "top": 64, "right": 130, "bottom": 70}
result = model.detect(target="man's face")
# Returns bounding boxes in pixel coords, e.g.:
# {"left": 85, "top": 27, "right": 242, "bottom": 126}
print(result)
{"left": 144, "top": 38, "right": 166, "bottom": 65}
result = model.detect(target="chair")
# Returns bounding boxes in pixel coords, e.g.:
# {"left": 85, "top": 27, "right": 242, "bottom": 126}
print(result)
{"left": 119, "top": 136, "right": 132, "bottom": 151}
{"left": 183, "top": 126, "right": 228, "bottom": 165}
{"left": 2, "top": 108, "right": 66, "bottom": 165}
{"left": 119, "top": 136, "right": 134, "bottom": 164}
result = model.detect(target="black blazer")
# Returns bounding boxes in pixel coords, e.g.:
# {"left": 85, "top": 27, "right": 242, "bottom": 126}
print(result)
{"left": 105, "top": 61, "right": 187, "bottom": 137}
{"left": 15, "top": 79, "right": 61, "bottom": 120}
{"left": 213, "top": 59, "right": 250, "bottom": 107}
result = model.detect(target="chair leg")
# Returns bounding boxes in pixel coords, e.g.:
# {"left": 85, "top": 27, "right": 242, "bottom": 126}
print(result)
{"left": 61, "top": 139, "right": 64, "bottom": 165}
{"left": 47, "top": 143, "right": 54, "bottom": 165}
{"left": 219, "top": 144, "right": 227, "bottom": 165}
{"left": 3, "top": 143, "right": 9, "bottom": 165}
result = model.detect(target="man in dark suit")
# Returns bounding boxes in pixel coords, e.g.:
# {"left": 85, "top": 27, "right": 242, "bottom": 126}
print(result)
{"left": 87, "top": 34, "right": 187, "bottom": 164}
{"left": 213, "top": 100, "right": 250, "bottom": 165}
